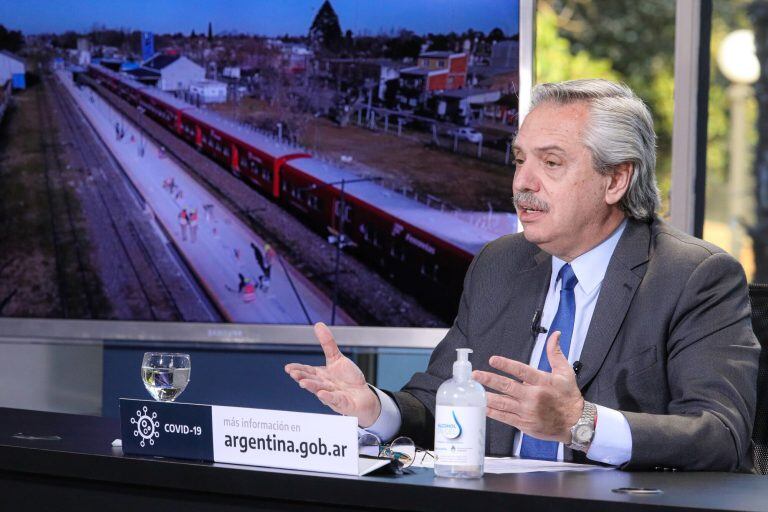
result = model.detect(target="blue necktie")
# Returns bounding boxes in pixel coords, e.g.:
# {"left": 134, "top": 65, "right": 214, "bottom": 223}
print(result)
{"left": 519, "top": 263, "right": 578, "bottom": 461}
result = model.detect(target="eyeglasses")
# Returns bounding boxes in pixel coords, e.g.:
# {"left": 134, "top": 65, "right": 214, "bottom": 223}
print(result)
{"left": 359, "top": 433, "right": 417, "bottom": 470}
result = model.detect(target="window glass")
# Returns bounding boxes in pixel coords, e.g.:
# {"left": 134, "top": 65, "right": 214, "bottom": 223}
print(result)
{"left": 703, "top": 1, "right": 763, "bottom": 281}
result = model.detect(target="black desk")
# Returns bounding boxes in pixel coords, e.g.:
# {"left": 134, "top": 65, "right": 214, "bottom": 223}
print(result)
{"left": 0, "top": 407, "right": 764, "bottom": 511}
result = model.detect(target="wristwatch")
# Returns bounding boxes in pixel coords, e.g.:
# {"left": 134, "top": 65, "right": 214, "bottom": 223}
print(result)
{"left": 567, "top": 401, "right": 597, "bottom": 452}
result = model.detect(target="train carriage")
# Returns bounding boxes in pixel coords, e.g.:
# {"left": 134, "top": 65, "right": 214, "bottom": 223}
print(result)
{"left": 280, "top": 158, "right": 474, "bottom": 318}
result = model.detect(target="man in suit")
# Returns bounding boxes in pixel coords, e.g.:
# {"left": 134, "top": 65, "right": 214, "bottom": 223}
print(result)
{"left": 285, "top": 79, "right": 759, "bottom": 471}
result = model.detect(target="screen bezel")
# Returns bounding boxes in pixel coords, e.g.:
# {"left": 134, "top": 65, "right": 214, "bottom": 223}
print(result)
{"left": 0, "top": 317, "right": 448, "bottom": 348}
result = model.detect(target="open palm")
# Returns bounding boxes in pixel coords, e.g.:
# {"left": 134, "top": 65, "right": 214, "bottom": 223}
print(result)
{"left": 285, "top": 323, "right": 380, "bottom": 427}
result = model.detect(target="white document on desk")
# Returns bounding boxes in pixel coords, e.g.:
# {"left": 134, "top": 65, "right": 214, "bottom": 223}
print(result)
{"left": 359, "top": 457, "right": 393, "bottom": 475}
{"left": 484, "top": 457, "right": 615, "bottom": 474}
{"left": 411, "top": 453, "right": 613, "bottom": 473}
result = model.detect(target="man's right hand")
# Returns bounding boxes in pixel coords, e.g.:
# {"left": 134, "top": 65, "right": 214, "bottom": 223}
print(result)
{"left": 284, "top": 322, "right": 381, "bottom": 428}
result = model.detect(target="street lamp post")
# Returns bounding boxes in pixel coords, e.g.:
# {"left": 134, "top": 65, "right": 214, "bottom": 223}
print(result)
{"left": 304, "top": 176, "right": 382, "bottom": 325}
{"left": 717, "top": 29, "right": 760, "bottom": 262}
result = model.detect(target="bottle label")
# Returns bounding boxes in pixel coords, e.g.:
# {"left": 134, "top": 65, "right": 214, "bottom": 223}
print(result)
{"left": 434, "top": 405, "right": 485, "bottom": 466}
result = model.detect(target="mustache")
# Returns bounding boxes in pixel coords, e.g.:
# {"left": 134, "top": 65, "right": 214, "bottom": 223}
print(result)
{"left": 512, "top": 191, "right": 550, "bottom": 213}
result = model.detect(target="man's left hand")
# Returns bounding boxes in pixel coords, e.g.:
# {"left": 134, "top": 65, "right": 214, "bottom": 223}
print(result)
{"left": 472, "top": 331, "right": 584, "bottom": 444}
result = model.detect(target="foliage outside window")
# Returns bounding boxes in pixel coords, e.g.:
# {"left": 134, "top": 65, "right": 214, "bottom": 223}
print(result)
{"left": 535, "top": 0, "right": 676, "bottom": 213}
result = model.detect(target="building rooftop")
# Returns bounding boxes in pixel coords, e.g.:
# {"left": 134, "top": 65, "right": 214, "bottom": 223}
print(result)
{"left": 436, "top": 87, "right": 497, "bottom": 99}
{"left": 400, "top": 66, "right": 447, "bottom": 76}
{"left": 127, "top": 67, "right": 161, "bottom": 79}
{"left": 420, "top": 51, "right": 464, "bottom": 59}
{"left": 0, "top": 50, "right": 25, "bottom": 65}
{"left": 143, "top": 54, "right": 181, "bottom": 70}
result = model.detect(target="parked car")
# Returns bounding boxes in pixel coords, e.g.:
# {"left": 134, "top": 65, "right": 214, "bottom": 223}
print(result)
{"left": 448, "top": 126, "right": 483, "bottom": 143}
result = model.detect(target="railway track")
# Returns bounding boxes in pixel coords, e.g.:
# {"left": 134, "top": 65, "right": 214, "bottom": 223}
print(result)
{"left": 45, "top": 73, "right": 190, "bottom": 321}
{"left": 35, "top": 78, "right": 97, "bottom": 318}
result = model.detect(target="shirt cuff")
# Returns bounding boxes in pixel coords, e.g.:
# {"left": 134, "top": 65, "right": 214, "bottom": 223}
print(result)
{"left": 357, "top": 386, "right": 402, "bottom": 442}
{"left": 586, "top": 404, "right": 632, "bottom": 466}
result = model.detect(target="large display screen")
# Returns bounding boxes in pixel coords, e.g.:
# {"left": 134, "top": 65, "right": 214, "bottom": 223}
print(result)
{"left": 0, "top": 0, "right": 519, "bottom": 328}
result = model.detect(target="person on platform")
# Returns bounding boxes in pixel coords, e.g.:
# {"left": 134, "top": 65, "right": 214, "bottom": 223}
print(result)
{"left": 263, "top": 244, "right": 276, "bottom": 287}
{"left": 204, "top": 203, "right": 215, "bottom": 222}
{"left": 285, "top": 79, "right": 759, "bottom": 472}
{"left": 251, "top": 242, "right": 274, "bottom": 290}
{"left": 162, "top": 177, "right": 175, "bottom": 193}
{"left": 237, "top": 273, "right": 257, "bottom": 303}
{"left": 178, "top": 208, "right": 189, "bottom": 242}
{"left": 188, "top": 208, "right": 199, "bottom": 243}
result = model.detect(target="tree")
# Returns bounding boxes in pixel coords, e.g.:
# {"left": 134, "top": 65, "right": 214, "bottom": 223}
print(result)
{"left": 90, "top": 27, "right": 127, "bottom": 48}
{"left": 208, "top": 22, "right": 213, "bottom": 42}
{"left": 384, "top": 30, "right": 424, "bottom": 60}
{"left": 51, "top": 30, "right": 79, "bottom": 50}
{"left": 344, "top": 28, "right": 353, "bottom": 51}
{"left": 0, "top": 25, "right": 23, "bottom": 53}
{"left": 309, "top": 0, "right": 342, "bottom": 53}
{"left": 488, "top": 27, "right": 505, "bottom": 42}
{"left": 535, "top": 5, "right": 620, "bottom": 83}
{"left": 191, "top": 29, "right": 196, "bottom": 38}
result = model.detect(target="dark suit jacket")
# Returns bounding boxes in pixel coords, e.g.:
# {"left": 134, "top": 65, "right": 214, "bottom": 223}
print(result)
{"left": 389, "top": 216, "right": 759, "bottom": 471}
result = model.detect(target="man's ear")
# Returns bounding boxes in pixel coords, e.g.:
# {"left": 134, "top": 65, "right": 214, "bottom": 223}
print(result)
{"left": 605, "top": 162, "right": 633, "bottom": 206}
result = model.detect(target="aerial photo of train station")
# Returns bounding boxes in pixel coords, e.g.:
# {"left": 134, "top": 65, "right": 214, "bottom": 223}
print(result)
{"left": 0, "top": 0, "right": 520, "bottom": 327}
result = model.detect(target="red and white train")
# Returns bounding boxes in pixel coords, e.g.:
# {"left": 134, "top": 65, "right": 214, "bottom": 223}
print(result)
{"left": 86, "top": 64, "right": 515, "bottom": 322}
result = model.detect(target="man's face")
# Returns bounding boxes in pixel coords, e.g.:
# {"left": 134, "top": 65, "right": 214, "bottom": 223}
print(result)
{"left": 512, "top": 101, "right": 618, "bottom": 260}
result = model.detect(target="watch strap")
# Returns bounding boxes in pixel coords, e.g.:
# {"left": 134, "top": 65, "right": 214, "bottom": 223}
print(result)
{"left": 567, "top": 401, "right": 597, "bottom": 452}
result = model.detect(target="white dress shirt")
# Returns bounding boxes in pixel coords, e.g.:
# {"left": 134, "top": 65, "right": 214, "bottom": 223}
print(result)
{"left": 364, "top": 220, "right": 633, "bottom": 466}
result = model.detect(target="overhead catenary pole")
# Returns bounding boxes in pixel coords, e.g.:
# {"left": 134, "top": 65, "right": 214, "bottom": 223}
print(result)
{"left": 332, "top": 179, "right": 345, "bottom": 325}
{"left": 300, "top": 176, "right": 382, "bottom": 325}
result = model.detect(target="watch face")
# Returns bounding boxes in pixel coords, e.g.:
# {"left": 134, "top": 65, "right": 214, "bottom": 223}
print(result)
{"left": 574, "top": 424, "right": 593, "bottom": 444}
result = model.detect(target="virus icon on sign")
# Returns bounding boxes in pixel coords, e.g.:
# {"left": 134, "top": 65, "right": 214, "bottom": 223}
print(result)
{"left": 131, "top": 405, "right": 160, "bottom": 447}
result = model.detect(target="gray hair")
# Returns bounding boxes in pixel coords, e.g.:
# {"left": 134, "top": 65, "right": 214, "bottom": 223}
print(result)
{"left": 529, "top": 79, "right": 660, "bottom": 221}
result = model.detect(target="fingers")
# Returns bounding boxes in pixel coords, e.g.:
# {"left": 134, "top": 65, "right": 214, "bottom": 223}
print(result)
{"left": 487, "top": 356, "right": 547, "bottom": 386}
{"left": 284, "top": 363, "right": 317, "bottom": 376}
{"left": 287, "top": 368, "right": 319, "bottom": 382}
{"left": 314, "top": 322, "right": 342, "bottom": 363}
{"left": 545, "top": 331, "right": 572, "bottom": 374}
{"left": 473, "top": 370, "right": 524, "bottom": 398}
{"left": 298, "top": 377, "right": 334, "bottom": 394}
{"left": 486, "top": 391, "right": 520, "bottom": 413}
{"left": 284, "top": 364, "right": 330, "bottom": 391}
{"left": 485, "top": 406, "right": 521, "bottom": 428}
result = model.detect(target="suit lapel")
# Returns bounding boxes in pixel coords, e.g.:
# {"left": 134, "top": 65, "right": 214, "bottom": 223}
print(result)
{"left": 576, "top": 219, "right": 651, "bottom": 391}
{"left": 489, "top": 248, "right": 551, "bottom": 455}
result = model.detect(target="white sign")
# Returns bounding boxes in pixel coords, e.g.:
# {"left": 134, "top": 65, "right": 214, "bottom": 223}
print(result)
{"left": 211, "top": 406, "right": 359, "bottom": 475}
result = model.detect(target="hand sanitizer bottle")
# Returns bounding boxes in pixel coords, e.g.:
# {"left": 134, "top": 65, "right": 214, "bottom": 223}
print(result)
{"left": 434, "top": 348, "right": 486, "bottom": 478}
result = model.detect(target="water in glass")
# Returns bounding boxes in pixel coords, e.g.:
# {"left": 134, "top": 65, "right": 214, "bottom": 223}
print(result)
{"left": 141, "top": 352, "right": 191, "bottom": 402}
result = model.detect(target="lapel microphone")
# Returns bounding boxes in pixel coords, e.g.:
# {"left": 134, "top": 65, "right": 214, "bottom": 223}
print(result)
{"left": 531, "top": 310, "right": 582, "bottom": 375}
{"left": 530, "top": 309, "right": 548, "bottom": 335}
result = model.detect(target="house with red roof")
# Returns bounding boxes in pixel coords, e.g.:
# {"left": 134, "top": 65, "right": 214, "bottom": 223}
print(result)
{"left": 396, "top": 51, "right": 468, "bottom": 107}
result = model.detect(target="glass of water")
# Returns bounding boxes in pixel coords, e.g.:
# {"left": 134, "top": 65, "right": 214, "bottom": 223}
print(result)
{"left": 141, "top": 352, "right": 191, "bottom": 402}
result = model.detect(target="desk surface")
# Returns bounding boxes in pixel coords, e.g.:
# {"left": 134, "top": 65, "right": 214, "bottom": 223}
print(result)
{"left": 0, "top": 407, "right": 764, "bottom": 512}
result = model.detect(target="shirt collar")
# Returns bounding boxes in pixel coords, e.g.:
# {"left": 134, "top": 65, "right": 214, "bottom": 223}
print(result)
{"left": 551, "top": 219, "right": 627, "bottom": 295}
